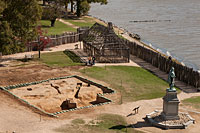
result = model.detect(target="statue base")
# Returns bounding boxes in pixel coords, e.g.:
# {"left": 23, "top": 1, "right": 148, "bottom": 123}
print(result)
{"left": 166, "top": 87, "right": 176, "bottom": 92}
{"left": 162, "top": 88, "right": 180, "bottom": 120}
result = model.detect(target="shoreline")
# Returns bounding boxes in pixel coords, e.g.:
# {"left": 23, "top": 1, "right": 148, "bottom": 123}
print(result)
{"left": 86, "top": 15, "right": 200, "bottom": 71}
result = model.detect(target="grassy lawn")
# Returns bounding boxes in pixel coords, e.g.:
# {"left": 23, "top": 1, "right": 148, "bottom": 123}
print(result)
{"left": 54, "top": 114, "right": 143, "bottom": 133}
{"left": 81, "top": 66, "right": 175, "bottom": 102}
{"left": 182, "top": 96, "right": 200, "bottom": 110}
{"left": 71, "top": 118, "right": 86, "bottom": 125}
{"left": 87, "top": 114, "right": 128, "bottom": 132}
{"left": 38, "top": 51, "right": 83, "bottom": 67}
{"left": 39, "top": 20, "right": 76, "bottom": 35}
{"left": 65, "top": 16, "right": 95, "bottom": 28}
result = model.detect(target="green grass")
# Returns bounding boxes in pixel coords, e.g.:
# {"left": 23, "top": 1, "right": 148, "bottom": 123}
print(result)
{"left": 89, "top": 114, "right": 127, "bottom": 132}
{"left": 81, "top": 66, "right": 176, "bottom": 102}
{"left": 67, "top": 20, "right": 95, "bottom": 27}
{"left": 72, "top": 118, "right": 86, "bottom": 125}
{"left": 63, "top": 50, "right": 83, "bottom": 63}
{"left": 54, "top": 114, "right": 143, "bottom": 133}
{"left": 65, "top": 16, "right": 95, "bottom": 28}
{"left": 39, "top": 20, "right": 76, "bottom": 35}
{"left": 182, "top": 96, "right": 200, "bottom": 110}
{"left": 38, "top": 51, "right": 83, "bottom": 67}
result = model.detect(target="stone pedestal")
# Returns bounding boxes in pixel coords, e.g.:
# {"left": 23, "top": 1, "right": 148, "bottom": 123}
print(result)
{"left": 162, "top": 89, "right": 180, "bottom": 120}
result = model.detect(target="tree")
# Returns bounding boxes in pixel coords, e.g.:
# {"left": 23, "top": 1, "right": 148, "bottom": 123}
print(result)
{"left": 42, "top": 0, "right": 65, "bottom": 27}
{"left": 70, "top": 0, "right": 74, "bottom": 13}
{"left": 64, "top": 0, "right": 70, "bottom": 12}
{"left": 76, "top": 0, "right": 108, "bottom": 17}
{"left": 79, "top": 0, "right": 90, "bottom": 16}
{"left": 0, "top": 0, "right": 42, "bottom": 55}
{"left": 0, "top": 21, "right": 14, "bottom": 55}
{"left": 76, "top": 0, "right": 81, "bottom": 17}
{"left": 0, "top": 0, "right": 5, "bottom": 14}
{"left": 36, "top": 26, "right": 51, "bottom": 58}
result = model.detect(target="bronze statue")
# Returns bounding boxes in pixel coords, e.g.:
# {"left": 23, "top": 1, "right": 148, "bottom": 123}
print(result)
{"left": 168, "top": 67, "right": 176, "bottom": 91}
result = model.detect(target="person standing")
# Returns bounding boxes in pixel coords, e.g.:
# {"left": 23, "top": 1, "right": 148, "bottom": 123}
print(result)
{"left": 88, "top": 56, "right": 92, "bottom": 65}
{"left": 92, "top": 56, "right": 96, "bottom": 65}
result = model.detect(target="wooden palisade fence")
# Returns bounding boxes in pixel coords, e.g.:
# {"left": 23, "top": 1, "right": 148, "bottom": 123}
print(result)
{"left": 122, "top": 39, "right": 200, "bottom": 88}
{"left": 27, "top": 32, "right": 80, "bottom": 51}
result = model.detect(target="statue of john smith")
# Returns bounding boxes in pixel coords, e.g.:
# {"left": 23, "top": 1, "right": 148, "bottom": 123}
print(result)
{"left": 167, "top": 67, "right": 176, "bottom": 91}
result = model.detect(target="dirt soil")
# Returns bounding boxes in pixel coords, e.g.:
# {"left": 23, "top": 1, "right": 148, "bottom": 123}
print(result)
{"left": 0, "top": 64, "right": 84, "bottom": 87}
{"left": 10, "top": 77, "right": 103, "bottom": 113}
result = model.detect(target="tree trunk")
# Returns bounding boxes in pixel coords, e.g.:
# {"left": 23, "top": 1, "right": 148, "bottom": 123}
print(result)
{"left": 39, "top": 49, "right": 41, "bottom": 58}
{"left": 76, "top": 0, "right": 81, "bottom": 17}
{"left": 71, "top": 0, "right": 74, "bottom": 13}
{"left": 43, "top": 0, "right": 46, "bottom": 6}
{"left": 51, "top": 19, "right": 56, "bottom": 27}
{"left": 65, "top": 1, "right": 68, "bottom": 12}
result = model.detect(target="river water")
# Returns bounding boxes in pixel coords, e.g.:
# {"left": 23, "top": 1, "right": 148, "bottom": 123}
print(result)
{"left": 89, "top": 0, "right": 200, "bottom": 70}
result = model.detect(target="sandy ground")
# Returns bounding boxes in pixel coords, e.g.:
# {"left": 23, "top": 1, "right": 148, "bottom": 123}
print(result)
{"left": 10, "top": 78, "right": 103, "bottom": 113}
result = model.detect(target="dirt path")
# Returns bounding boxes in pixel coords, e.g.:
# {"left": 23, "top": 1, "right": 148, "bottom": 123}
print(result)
{"left": 94, "top": 60, "right": 140, "bottom": 67}
{"left": 58, "top": 19, "right": 79, "bottom": 29}
{"left": 1, "top": 43, "right": 78, "bottom": 61}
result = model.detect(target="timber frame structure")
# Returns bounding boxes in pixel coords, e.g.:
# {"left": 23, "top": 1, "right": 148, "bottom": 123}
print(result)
{"left": 82, "top": 22, "right": 130, "bottom": 63}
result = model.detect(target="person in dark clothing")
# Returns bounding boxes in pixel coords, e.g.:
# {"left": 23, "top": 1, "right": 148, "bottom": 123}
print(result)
{"left": 92, "top": 56, "right": 96, "bottom": 65}
{"left": 88, "top": 56, "right": 92, "bottom": 65}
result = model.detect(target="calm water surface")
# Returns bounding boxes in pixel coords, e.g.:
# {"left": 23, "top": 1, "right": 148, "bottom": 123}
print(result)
{"left": 89, "top": 0, "right": 200, "bottom": 70}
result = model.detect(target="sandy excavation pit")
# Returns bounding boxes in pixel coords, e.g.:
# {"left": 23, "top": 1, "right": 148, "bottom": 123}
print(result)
{"left": 10, "top": 77, "right": 104, "bottom": 113}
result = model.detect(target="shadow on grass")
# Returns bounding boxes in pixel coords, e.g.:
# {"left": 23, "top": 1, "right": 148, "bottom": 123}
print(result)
{"left": 17, "top": 58, "right": 34, "bottom": 62}
{"left": 17, "top": 57, "right": 39, "bottom": 63}
{"left": 109, "top": 125, "right": 127, "bottom": 130}
{"left": 109, "top": 120, "right": 151, "bottom": 130}
{"left": 63, "top": 50, "right": 83, "bottom": 63}
{"left": 66, "top": 14, "right": 80, "bottom": 20}
{"left": 128, "top": 121, "right": 151, "bottom": 128}
{"left": 40, "top": 25, "right": 51, "bottom": 28}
